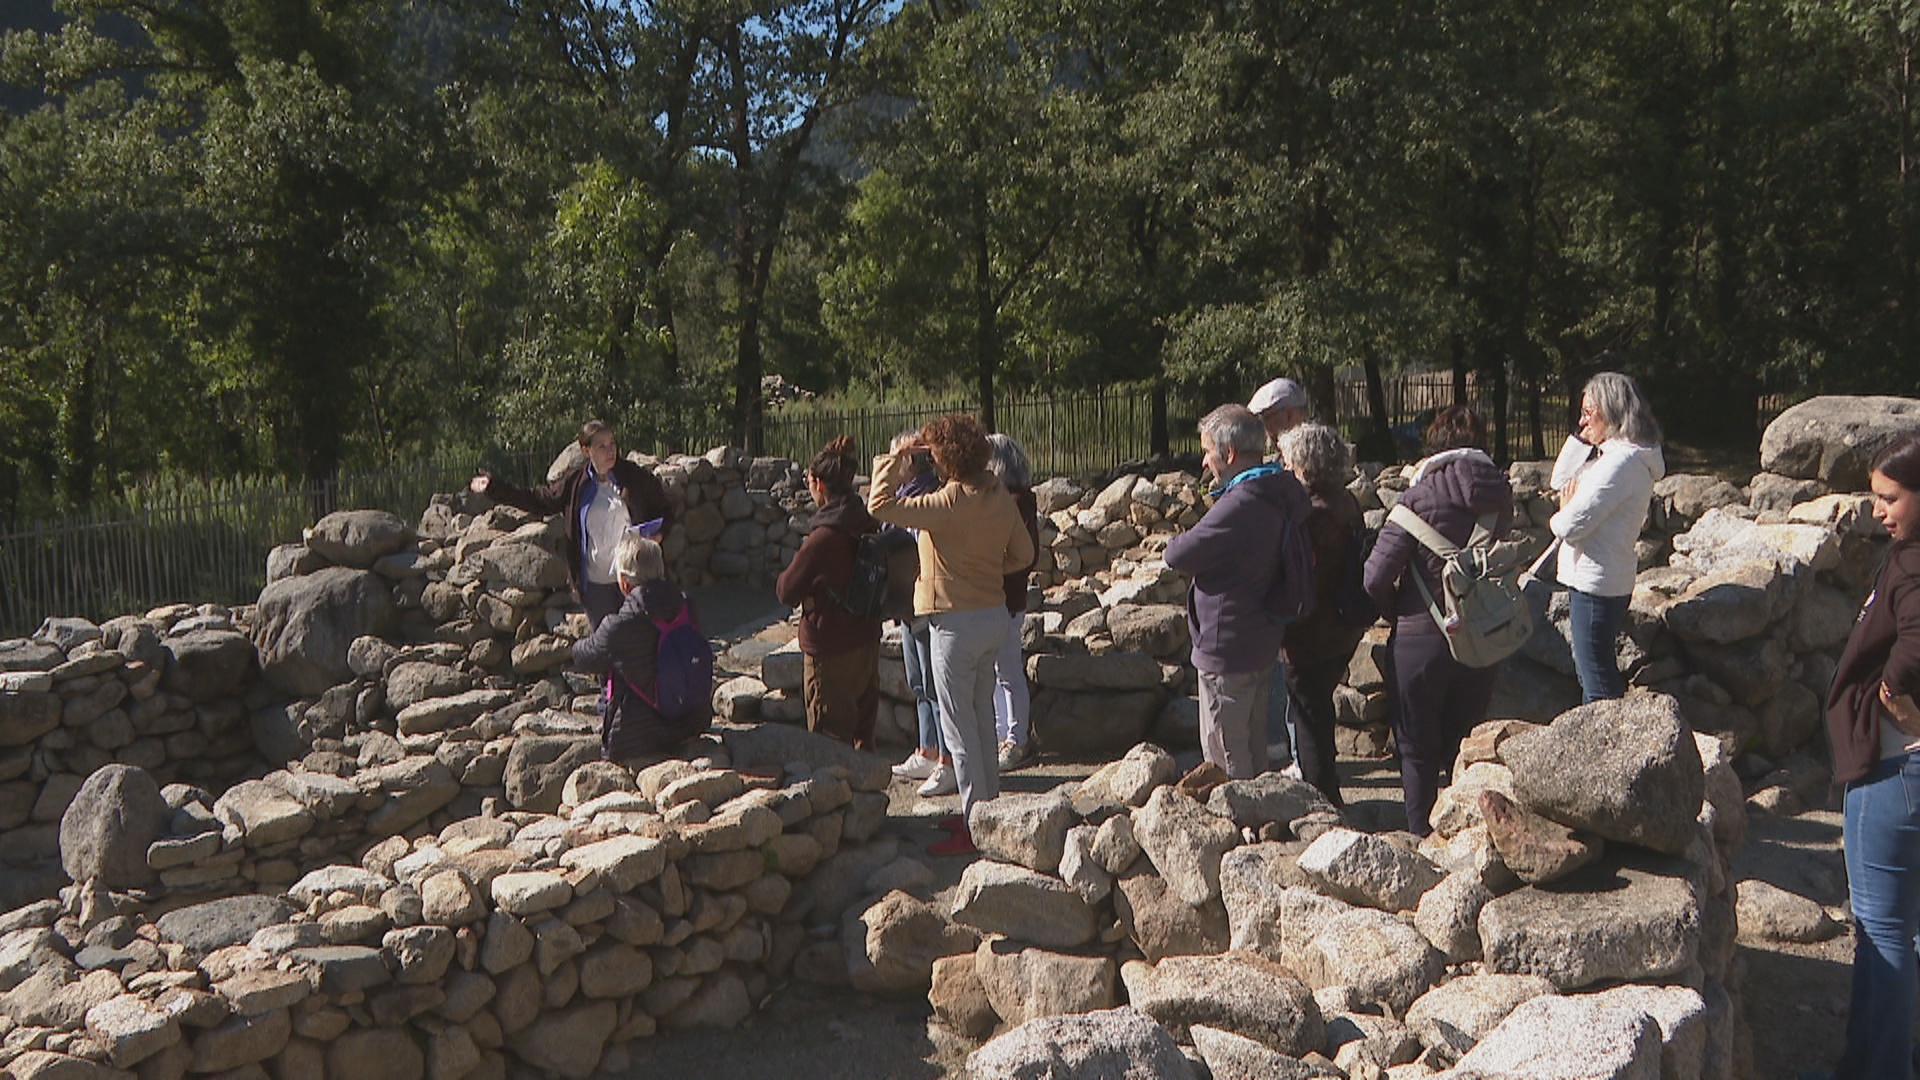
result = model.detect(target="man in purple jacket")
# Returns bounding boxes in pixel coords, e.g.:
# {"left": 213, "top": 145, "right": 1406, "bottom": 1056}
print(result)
{"left": 1164, "top": 404, "right": 1308, "bottom": 778}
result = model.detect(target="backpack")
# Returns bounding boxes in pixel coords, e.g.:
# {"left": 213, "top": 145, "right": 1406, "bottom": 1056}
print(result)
{"left": 608, "top": 600, "right": 715, "bottom": 729}
{"left": 833, "top": 529, "right": 917, "bottom": 620}
{"left": 1385, "top": 502, "right": 1533, "bottom": 667}
{"left": 1336, "top": 522, "right": 1381, "bottom": 627}
{"left": 1252, "top": 466, "right": 1318, "bottom": 625}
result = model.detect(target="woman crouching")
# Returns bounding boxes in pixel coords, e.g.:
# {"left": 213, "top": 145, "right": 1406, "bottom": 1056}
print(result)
{"left": 572, "top": 531, "right": 712, "bottom": 762}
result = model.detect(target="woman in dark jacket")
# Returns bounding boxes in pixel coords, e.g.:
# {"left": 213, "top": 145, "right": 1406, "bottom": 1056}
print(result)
{"left": 572, "top": 533, "right": 709, "bottom": 761}
{"left": 776, "top": 436, "right": 883, "bottom": 750}
{"left": 1278, "top": 423, "right": 1369, "bottom": 809}
{"left": 1362, "top": 406, "right": 1514, "bottom": 836}
{"left": 1818, "top": 431, "right": 1920, "bottom": 1080}
{"left": 470, "top": 419, "right": 674, "bottom": 628}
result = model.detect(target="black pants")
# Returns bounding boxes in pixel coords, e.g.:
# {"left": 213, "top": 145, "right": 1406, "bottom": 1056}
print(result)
{"left": 1286, "top": 658, "right": 1347, "bottom": 808}
{"left": 1388, "top": 628, "right": 1497, "bottom": 836}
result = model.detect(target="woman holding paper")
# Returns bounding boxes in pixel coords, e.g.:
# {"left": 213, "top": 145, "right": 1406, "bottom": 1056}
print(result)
{"left": 470, "top": 420, "right": 675, "bottom": 629}
{"left": 1548, "top": 373, "right": 1664, "bottom": 703}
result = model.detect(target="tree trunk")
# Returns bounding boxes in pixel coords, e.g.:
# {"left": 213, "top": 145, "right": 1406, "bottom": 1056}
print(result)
{"left": 971, "top": 185, "right": 997, "bottom": 432}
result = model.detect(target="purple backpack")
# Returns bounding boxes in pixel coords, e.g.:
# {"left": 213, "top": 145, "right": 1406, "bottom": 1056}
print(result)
{"left": 607, "top": 602, "right": 714, "bottom": 726}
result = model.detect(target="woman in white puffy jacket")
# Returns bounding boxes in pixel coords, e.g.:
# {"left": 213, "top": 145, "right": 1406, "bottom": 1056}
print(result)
{"left": 1550, "top": 372, "right": 1665, "bottom": 703}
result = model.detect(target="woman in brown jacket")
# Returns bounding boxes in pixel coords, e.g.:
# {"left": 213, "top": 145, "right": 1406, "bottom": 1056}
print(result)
{"left": 1819, "top": 431, "right": 1920, "bottom": 1080}
{"left": 776, "top": 436, "right": 883, "bottom": 750}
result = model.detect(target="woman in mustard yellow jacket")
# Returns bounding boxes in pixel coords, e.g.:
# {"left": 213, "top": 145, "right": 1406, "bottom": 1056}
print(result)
{"left": 870, "top": 414, "right": 1035, "bottom": 854}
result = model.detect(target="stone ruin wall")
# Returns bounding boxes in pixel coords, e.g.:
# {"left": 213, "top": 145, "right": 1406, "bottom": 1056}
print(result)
{"left": 0, "top": 394, "right": 1906, "bottom": 1079}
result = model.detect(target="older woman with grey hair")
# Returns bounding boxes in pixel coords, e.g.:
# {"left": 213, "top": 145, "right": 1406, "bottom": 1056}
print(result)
{"left": 986, "top": 433, "right": 1042, "bottom": 770}
{"left": 1548, "top": 372, "right": 1665, "bottom": 702}
{"left": 1276, "top": 423, "right": 1368, "bottom": 806}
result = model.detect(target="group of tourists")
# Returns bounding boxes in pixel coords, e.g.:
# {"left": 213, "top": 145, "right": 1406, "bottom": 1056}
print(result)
{"left": 462, "top": 385, "right": 1920, "bottom": 1072}
{"left": 1171, "top": 372, "right": 1666, "bottom": 837}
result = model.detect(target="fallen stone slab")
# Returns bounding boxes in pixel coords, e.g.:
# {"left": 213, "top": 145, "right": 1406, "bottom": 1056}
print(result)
{"left": 1120, "top": 951, "right": 1323, "bottom": 1057}
{"left": 1452, "top": 992, "right": 1662, "bottom": 1079}
{"left": 974, "top": 938, "right": 1119, "bottom": 1027}
{"left": 950, "top": 861, "right": 1099, "bottom": 949}
{"left": 967, "top": 1007, "right": 1197, "bottom": 1080}
{"left": 1479, "top": 858, "right": 1701, "bottom": 991}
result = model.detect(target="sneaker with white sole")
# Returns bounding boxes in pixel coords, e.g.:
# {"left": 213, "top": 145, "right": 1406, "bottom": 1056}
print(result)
{"left": 892, "top": 752, "right": 938, "bottom": 781}
{"left": 996, "top": 740, "right": 1035, "bottom": 771}
{"left": 916, "top": 762, "right": 958, "bottom": 797}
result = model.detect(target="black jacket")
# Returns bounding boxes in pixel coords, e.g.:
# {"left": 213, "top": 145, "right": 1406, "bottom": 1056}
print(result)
{"left": 486, "top": 459, "right": 674, "bottom": 595}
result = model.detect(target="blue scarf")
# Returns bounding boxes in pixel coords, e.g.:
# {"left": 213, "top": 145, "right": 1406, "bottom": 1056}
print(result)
{"left": 1209, "top": 461, "right": 1286, "bottom": 498}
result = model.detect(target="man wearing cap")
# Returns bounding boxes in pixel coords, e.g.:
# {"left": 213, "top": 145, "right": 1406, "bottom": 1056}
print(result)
{"left": 1249, "top": 377, "right": 1309, "bottom": 449}
{"left": 1248, "top": 375, "right": 1310, "bottom": 776}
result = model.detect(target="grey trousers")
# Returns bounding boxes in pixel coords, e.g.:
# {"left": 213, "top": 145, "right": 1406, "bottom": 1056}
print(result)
{"left": 928, "top": 606, "right": 1009, "bottom": 815}
{"left": 1199, "top": 667, "right": 1272, "bottom": 779}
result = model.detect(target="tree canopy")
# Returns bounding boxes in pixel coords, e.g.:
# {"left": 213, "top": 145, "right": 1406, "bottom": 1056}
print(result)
{"left": 1, "top": 0, "right": 1915, "bottom": 515}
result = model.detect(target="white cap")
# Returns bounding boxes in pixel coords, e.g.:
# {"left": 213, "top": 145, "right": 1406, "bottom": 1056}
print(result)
{"left": 1248, "top": 377, "right": 1306, "bottom": 415}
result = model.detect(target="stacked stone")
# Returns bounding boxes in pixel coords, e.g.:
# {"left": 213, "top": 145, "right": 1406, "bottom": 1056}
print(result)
{"left": 848, "top": 690, "right": 1740, "bottom": 1078}
{"left": 0, "top": 726, "right": 905, "bottom": 1080}
{"left": 0, "top": 613, "right": 260, "bottom": 911}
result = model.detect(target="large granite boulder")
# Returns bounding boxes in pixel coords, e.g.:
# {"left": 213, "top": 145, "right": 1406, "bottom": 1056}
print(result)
{"left": 1759, "top": 395, "right": 1920, "bottom": 490}
{"left": 159, "top": 630, "right": 257, "bottom": 702}
{"left": 503, "top": 736, "right": 602, "bottom": 814}
{"left": 306, "top": 510, "right": 414, "bottom": 570}
{"left": 1479, "top": 857, "right": 1701, "bottom": 991}
{"left": 1452, "top": 992, "right": 1662, "bottom": 1078}
{"left": 1502, "top": 692, "right": 1704, "bottom": 855}
{"left": 950, "top": 862, "right": 1099, "bottom": 949}
{"left": 252, "top": 567, "right": 396, "bottom": 696}
{"left": 59, "top": 765, "right": 170, "bottom": 888}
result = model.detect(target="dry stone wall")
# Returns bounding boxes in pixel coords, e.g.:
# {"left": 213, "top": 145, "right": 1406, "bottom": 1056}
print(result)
{"left": 863, "top": 690, "right": 1746, "bottom": 1078}
{"left": 0, "top": 393, "right": 1910, "bottom": 1080}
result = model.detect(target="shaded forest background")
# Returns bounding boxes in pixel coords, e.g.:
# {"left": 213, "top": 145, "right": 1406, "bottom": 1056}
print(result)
{"left": 3, "top": 0, "right": 1917, "bottom": 522}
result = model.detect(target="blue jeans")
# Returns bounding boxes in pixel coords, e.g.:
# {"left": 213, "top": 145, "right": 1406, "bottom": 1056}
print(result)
{"left": 900, "top": 618, "right": 943, "bottom": 753}
{"left": 1568, "top": 588, "right": 1630, "bottom": 704}
{"left": 1838, "top": 753, "right": 1920, "bottom": 1080}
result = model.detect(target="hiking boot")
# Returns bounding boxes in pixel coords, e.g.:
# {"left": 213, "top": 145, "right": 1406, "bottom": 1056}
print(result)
{"left": 916, "top": 762, "right": 958, "bottom": 797}
{"left": 891, "top": 752, "right": 938, "bottom": 781}
{"left": 996, "top": 740, "right": 1035, "bottom": 771}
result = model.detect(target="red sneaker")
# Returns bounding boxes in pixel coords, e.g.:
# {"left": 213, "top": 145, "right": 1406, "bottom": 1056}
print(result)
{"left": 928, "top": 827, "right": 976, "bottom": 856}
{"left": 936, "top": 814, "right": 966, "bottom": 831}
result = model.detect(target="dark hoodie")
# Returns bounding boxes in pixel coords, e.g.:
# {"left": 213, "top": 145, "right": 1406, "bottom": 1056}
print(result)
{"left": 1165, "top": 463, "right": 1311, "bottom": 674}
{"left": 776, "top": 495, "right": 882, "bottom": 655}
{"left": 1363, "top": 449, "right": 1516, "bottom": 635}
{"left": 572, "top": 579, "right": 709, "bottom": 760}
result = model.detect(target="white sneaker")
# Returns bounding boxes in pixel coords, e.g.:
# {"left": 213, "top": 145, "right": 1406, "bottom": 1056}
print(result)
{"left": 996, "top": 740, "right": 1035, "bottom": 771}
{"left": 892, "top": 752, "right": 938, "bottom": 780}
{"left": 917, "top": 762, "right": 958, "bottom": 797}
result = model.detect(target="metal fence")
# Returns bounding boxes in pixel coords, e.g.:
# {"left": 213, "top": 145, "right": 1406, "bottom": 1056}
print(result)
{"left": 0, "top": 453, "right": 549, "bottom": 638}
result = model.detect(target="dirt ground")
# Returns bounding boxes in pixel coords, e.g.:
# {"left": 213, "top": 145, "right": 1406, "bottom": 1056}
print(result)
{"left": 650, "top": 586, "right": 1862, "bottom": 1080}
